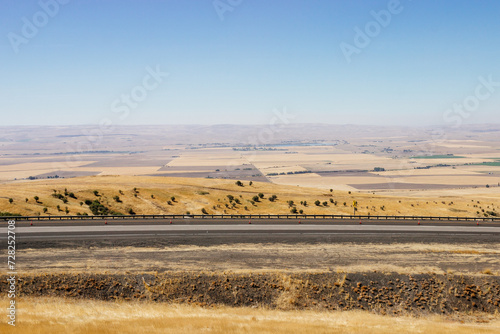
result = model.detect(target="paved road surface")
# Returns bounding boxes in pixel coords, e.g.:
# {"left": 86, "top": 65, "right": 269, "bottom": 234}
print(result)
{"left": 1, "top": 219, "right": 499, "bottom": 241}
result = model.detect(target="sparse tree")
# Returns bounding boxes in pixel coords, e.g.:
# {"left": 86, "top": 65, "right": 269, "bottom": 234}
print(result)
{"left": 323, "top": 201, "right": 328, "bottom": 206}
{"left": 258, "top": 193, "right": 264, "bottom": 199}
{"left": 34, "top": 196, "right": 40, "bottom": 203}
{"left": 235, "top": 180, "right": 244, "bottom": 187}
{"left": 25, "top": 198, "right": 29, "bottom": 203}
{"left": 249, "top": 181, "right": 253, "bottom": 186}
{"left": 201, "top": 208, "right": 208, "bottom": 215}
{"left": 170, "top": 196, "right": 176, "bottom": 202}
{"left": 65, "top": 207, "right": 69, "bottom": 214}
{"left": 43, "top": 207, "right": 48, "bottom": 213}
{"left": 252, "top": 195, "right": 260, "bottom": 202}
{"left": 315, "top": 200, "right": 321, "bottom": 206}
{"left": 128, "top": 208, "right": 136, "bottom": 215}
{"left": 93, "top": 190, "right": 99, "bottom": 196}
{"left": 8, "top": 198, "right": 13, "bottom": 204}
{"left": 290, "top": 207, "right": 298, "bottom": 214}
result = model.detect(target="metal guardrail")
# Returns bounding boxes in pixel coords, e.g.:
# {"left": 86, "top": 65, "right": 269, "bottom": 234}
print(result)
{"left": 1, "top": 214, "right": 499, "bottom": 222}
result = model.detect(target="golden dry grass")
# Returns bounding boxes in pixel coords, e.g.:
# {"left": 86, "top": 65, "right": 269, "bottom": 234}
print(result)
{"left": 0, "top": 297, "right": 499, "bottom": 334}
{"left": 13, "top": 242, "right": 500, "bottom": 276}
{"left": 0, "top": 175, "right": 498, "bottom": 217}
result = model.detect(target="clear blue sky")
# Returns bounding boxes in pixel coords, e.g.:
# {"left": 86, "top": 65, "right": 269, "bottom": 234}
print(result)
{"left": 1, "top": 0, "right": 499, "bottom": 126}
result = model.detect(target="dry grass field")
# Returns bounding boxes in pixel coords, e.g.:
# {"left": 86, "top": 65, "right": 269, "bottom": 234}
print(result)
{"left": 0, "top": 175, "right": 499, "bottom": 217}
{"left": 15, "top": 242, "right": 500, "bottom": 275}
{"left": 0, "top": 297, "right": 499, "bottom": 334}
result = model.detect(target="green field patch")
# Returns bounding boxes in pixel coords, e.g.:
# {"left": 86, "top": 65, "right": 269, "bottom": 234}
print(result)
{"left": 410, "top": 155, "right": 465, "bottom": 159}
{"left": 474, "top": 160, "right": 500, "bottom": 166}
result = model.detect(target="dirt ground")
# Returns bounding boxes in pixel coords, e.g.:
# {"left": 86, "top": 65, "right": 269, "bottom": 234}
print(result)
{"left": 13, "top": 238, "right": 500, "bottom": 275}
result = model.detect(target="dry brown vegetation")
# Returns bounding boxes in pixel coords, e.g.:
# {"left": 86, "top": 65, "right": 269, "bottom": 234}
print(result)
{"left": 1, "top": 297, "right": 499, "bottom": 334}
{"left": 2, "top": 272, "right": 500, "bottom": 315}
{"left": 1, "top": 175, "right": 499, "bottom": 217}
{"left": 15, "top": 242, "right": 500, "bottom": 276}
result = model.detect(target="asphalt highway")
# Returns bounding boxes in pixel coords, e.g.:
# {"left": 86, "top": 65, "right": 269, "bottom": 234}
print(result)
{"left": 1, "top": 219, "right": 499, "bottom": 241}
